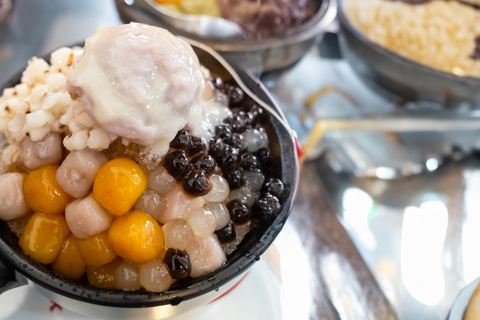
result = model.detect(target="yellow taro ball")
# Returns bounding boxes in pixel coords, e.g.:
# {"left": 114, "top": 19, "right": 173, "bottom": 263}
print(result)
{"left": 51, "top": 234, "right": 86, "bottom": 281}
{"left": 23, "top": 165, "right": 72, "bottom": 215}
{"left": 109, "top": 210, "right": 164, "bottom": 264}
{"left": 93, "top": 158, "right": 147, "bottom": 216}
{"left": 87, "top": 257, "right": 124, "bottom": 290}
{"left": 19, "top": 212, "right": 70, "bottom": 264}
{"left": 77, "top": 231, "right": 117, "bottom": 268}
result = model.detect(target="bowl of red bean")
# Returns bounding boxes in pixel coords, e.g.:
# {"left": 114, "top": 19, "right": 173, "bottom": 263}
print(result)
{"left": 0, "top": 25, "right": 298, "bottom": 319}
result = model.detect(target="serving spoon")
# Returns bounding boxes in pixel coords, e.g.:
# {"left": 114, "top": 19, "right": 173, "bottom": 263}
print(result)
{"left": 135, "top": 0, "right": 245, "bottom": 38}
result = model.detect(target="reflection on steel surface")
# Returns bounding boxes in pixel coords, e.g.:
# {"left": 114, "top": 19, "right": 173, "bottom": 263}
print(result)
{"left": 342, "top": 187, "right": 375, "bottom": 251}
{"left": 292, "top": 163, "right": 398, "bottom": 319}
{"left": 426, "top": 158, "right": 440, "bottom": 172}
{"left": 401, "top": 202, "right": 448, "bottom": 306}
{"left": 462, "top": 170, "right": 480, "bottom": 285}
{"left": 321, "top": 252, "right": 373, "bottom": 319}
{"left": 274, "top": 222, "right": 313, "bottom": 320}
{"left": 318, "top": 153, "right": 480, "bottom": 319}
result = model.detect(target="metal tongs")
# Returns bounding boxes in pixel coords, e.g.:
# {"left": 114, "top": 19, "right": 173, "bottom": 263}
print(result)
{"left": 301, "top": 114, "right": 480, "bottom": 165}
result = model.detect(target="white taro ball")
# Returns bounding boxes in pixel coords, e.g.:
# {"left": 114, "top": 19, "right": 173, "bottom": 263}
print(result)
{"left": 56, "top": 149, "right": 108, "bottom": 198}
{"left": 227, "top": 186, "right": 256, "bottom": 207}
{"left": 244, "top": 171, "right": 265, "bottom": 192}
{"left": 21, "top": 132, "right": 62, "bottom": 170}
{"left": 135, "top": 189, "right": 168, "bottom": 221}
{"left": 0, "top": 173, "right": 30, "bottom": 220}
{"left": 115, "top": 262, "right": 141, "bottom": 291}
{"left": 162, "top": 219, "right": 194, "bottom": 250}
{"left": 186, "top": 208, "right": 216, "bottom": 237}
{"left": 157, "top": 184, "right": 204, "bottom": 225}
{"left": 204, "top": 174, "right": 229, "bottom": 203}
{"left": 148, "top": 166, "right": 176, "bottom": 195}
{"left": 65, "top": 195, "right": 113, "bottom": 239}
{"left": 139, "top": 260, "right": 172, "bottom": 293}
{"left": 187, "top": 235, "right": 226, "bottom": 278}
{"left": 203, "top": 203, "right": 230, "bottom": 230}
{"left": 244, "top": 128, "right": 268, "bottom": 152}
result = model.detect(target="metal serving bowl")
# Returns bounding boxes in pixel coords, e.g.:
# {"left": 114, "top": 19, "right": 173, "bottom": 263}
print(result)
{"left": 0, "top": 40, "right": 299, "bottom": 319}
{"left": 337, "top": 0, "right": 480, "bottom": 107}
{"left": 448, "top": 277, "right": 480, "bottom": 320}
{"left": 114, "top": 0, "right": 337, "bottom": 73}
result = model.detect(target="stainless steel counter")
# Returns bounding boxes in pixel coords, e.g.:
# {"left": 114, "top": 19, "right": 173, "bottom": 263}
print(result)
{"left": 314, "top": 152, "right": 480, "bottom": 320}
{"left": 267, "top": 40, "right": 480, "bottom": 320}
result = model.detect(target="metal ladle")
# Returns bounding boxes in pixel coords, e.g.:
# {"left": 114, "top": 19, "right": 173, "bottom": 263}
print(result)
{"left": 136, "top": 0, "right": 245, "bottom": 38}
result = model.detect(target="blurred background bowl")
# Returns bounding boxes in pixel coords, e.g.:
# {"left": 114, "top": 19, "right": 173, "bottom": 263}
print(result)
{"left": 114, "top": 0, "right": 337, "bottom": 73}
{"left": 0, "top": 0, "right": 14, "bottom": 41}
{"left": 337, "top": 0, "right": 480, "bottom": 107}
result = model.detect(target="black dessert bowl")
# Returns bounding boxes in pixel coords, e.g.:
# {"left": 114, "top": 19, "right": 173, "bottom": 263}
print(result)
{"left": 0, "top": 40, "right": 299, "bottom": 319}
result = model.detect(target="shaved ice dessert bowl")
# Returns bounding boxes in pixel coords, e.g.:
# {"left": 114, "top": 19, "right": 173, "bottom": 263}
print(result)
{"left": 0, "top": 24, "right": 298, "bottom": 319}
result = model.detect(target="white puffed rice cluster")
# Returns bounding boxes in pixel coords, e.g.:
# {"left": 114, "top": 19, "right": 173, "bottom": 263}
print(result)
{"left": 59, "top": 100, "right": 116, "bottom": 152}
{"left": 0, "top": 47, "right": 117, "bottom": 166}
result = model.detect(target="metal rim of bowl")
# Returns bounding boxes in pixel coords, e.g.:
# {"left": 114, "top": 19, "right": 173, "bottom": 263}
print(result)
{"left": 0, "top": 41, "right": 299, "bottom": 308}
{"left": 337, "top": 0, "right": 480, "bottom": 83}
{"left": 448, "top": 277, "right": 480, "bottom": 320}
